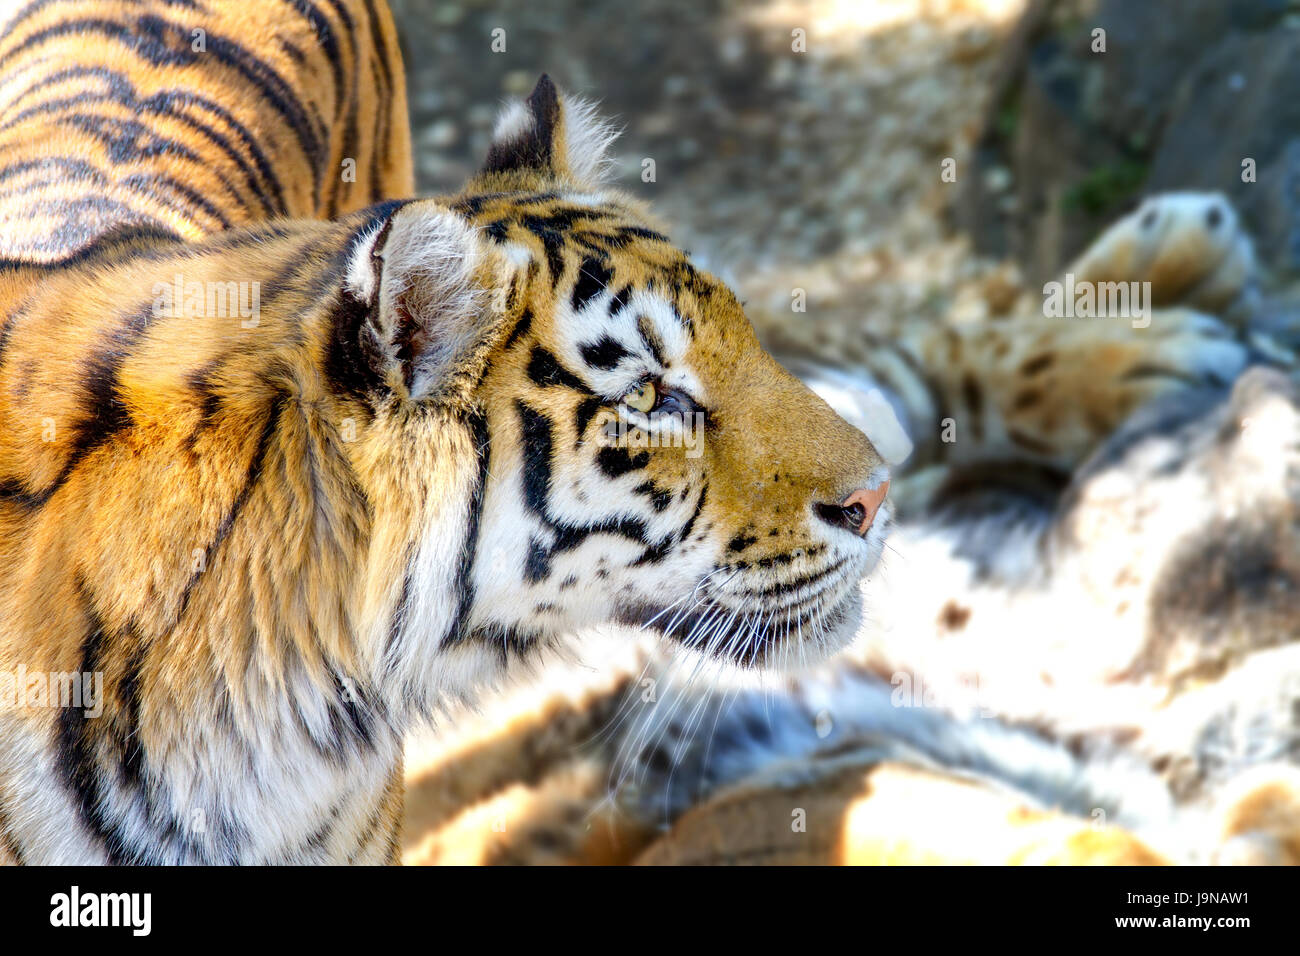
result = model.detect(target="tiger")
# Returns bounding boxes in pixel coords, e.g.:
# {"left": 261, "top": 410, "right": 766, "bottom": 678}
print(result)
{"left": 0, "top": 0, "right": 893, "bottom": 864}
{"left": 0, "top": 1, "right": 1277, "bottom": 867}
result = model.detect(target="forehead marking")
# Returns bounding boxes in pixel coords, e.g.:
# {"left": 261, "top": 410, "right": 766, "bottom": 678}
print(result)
{"left": 571, "top": 255, "right": 613, "bottom": 311}
{"left": 579, "top": 335, "right": 631, "bottom": 370}
{"left": 526, "top": 346, "right": 592, "bottom": 394}
{"left": 637, "top": 315, "right": 666, "bottom": 368}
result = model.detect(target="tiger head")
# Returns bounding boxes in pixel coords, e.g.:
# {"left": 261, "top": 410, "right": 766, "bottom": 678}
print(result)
{"left": 344, "top": 77, "right": 890, "bottom": 672}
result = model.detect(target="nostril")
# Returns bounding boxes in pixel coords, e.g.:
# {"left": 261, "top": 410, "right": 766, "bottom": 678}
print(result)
{"left": 814, "top": 501, "right": 866, "bottom": 533}
{"left": 843, "top": 483, "right": 890, "bottom": 534}
{"left": 815, "top": 483, "right": 890, "bottom": 535}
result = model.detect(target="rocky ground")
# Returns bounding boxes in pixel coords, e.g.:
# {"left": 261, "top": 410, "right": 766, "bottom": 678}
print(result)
{"left": 389, "top": 0, "right": 1027, "bottom": 355}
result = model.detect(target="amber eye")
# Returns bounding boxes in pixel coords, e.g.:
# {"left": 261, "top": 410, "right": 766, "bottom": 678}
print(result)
{"left": 622, "top": 381, "right": 656, "bottom": 414}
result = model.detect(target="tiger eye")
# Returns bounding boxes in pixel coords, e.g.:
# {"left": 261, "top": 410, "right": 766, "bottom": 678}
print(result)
{"left": 624, "top": 381, "right": 656, "bottom": 413}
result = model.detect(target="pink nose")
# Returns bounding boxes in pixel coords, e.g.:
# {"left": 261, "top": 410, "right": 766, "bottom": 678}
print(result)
{"left": 842, "top": 482, "right": 889, "bottom": 535}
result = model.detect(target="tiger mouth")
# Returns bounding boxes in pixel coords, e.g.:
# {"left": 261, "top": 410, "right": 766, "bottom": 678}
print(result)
{"left": 617, "top": 572, "right": 862, "bottom": 668}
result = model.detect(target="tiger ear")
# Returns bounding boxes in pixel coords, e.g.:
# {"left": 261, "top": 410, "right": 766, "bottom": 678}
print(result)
{"left": 344, "top": 204, "right": 505, "bottom": 401}
{"left": 479, "top": 74, "right": 618, "bottom": 188}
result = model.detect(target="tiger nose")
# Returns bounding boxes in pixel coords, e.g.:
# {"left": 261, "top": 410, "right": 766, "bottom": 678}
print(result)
{"left": 815, "top": 482, "right": 890, "bottom": 536}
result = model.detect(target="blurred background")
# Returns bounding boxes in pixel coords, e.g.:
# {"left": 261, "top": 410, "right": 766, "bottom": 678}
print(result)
{"left": 391, "top": 0, "right": 1300, "bottom": 361}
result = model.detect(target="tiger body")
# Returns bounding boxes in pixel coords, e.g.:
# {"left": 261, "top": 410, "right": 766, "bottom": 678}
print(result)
{"left": 0, "top": 214, "right": 434, "bottom": 864}
{"left": 0, "top": 1, "right": 892, "bottom": 864}
{"left": 0, "top": 0, "right": 413, "bottom": 259}
{"left": 0, "top": 0, "right": 413, "bottom": 864}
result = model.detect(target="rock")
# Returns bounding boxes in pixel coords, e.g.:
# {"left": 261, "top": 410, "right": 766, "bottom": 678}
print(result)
{"left": 959, "top": 0, "right": 1300, "bottom": 284}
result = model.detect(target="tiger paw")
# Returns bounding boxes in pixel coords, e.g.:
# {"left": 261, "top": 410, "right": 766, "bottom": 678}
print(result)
{"left": 1067, "top": 192, "right": 1259, "bottom": 322}
{"left": 972, "top": 306, "right": 1248, "bottom": 469}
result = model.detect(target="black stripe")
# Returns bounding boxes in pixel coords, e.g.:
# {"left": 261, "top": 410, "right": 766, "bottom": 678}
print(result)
{"left": 181, "top": 360, "right": 223, "bottom": 454}
{"left": 573, "top": 395, "right": 602, "bottom": 439}
{"left": 59, "top": 108, "right": 203, "bottom": 158}
{"left": 0, "top": 157, "right": 107, "bottom": 187}
{"left": 8, "top": 303, "right": 161, "bottom": 508}
{"left": 56, "top": 582, "right": 150, "bottom": 864}
{"left": 443, "top": 408, "right": 491, "bottom": 645}
{"left": 463, "top": 623, "right": 544, "bottom": 668}
{"left": 55, "top": 577, "right": 233, "bottom": 864}
{"left": 289, "top": 0, "right": 345, "bottom": 126}
{"left": 610, "top": 284, "right": 632, "bottom": 314}
{"left": 122, "top": 172, "right": 231, "bottom": 229}
{"left": 345, "top": 787, "right": 391, "bottom": 864}
{"left": 298, "top": 675, "right": 380, "bottom": 764}
{"left": 571, "top": 256, "right": 613, "bottom": 311}
{"left": 596, "top": 445, "right": 649, "bottom": 478}
{"left": 366, "top": 59, "right": 385, "bottom": 201}
{"left": 117, "top": 639, "right": 151, "bottom": 799}
{"left": 174, "top": 400, "right": 283, "bottom": 622}
{"left": 278, "top": 35, "right": 308, "bottom": 63}
{"left": 619, "top": 226, "right": 670, "bottom": 244}
{"left": 519, "top": 214, "right": 567, "bottom": 284}
{"left": 0, "top": 195, "right": 174, "bottom": 261}
{"left": 523, "top": 535, "right": 551, "bottom": 583}
{"left": 386, "top": 570, "right": 412, "bottom": 653}
{"left": 568, "top": 229, "right": 625, "bottom": 254}
{"left": 579, "top": 335, "right": 630, "bottom": 371}
{"left": 361, "top": 0, "right": 393, "bottom": 202}
{"left": 288, "top": 0, "right": 345, "bottom": 214}
{"left": 678, "top": 483, "right": 707, "bottom": 543}
{"left": 637, "top": 315, "right": 667, "bottom": 367}
{"left": 502, "top": 307, "right": 532, "bottom": 350}
{"left": 526, "top": 346, "right": 591, "bottom": 393}
{"left": 0, "top": 0, "right": 203, "bottom": 37}
{"left": 303, "top": 792, "right": 348, "bottom": 856}
{"left": 730, "top": 555, "right": 843, "bottom": 602}
{"left": 360, "top": 0, "right": 393, "bottom": 102}
{"left": 549, "top": 513, "right": 652, "bottom": 555}
{"left": 334, "top": 89, "right": 357, "bottom": 216}
{"left": 516, "top": 400, "right": 553, "bottom": 518}
{"left": 727, "top": 533, "right": 758, "bottom": 553}
{"left": 515, "top": 404, "right": 666, "bottom": 565}
{"left": 633, "top": 479, "right": 674, "bottom": 513}
{"left": 0, "top": 222, "right": 180, "bottom": 274}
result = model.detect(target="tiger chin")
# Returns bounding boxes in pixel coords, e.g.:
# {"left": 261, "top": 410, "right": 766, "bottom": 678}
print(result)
{"left": 0, "top": 77, "right": 890, "bottom": 864}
